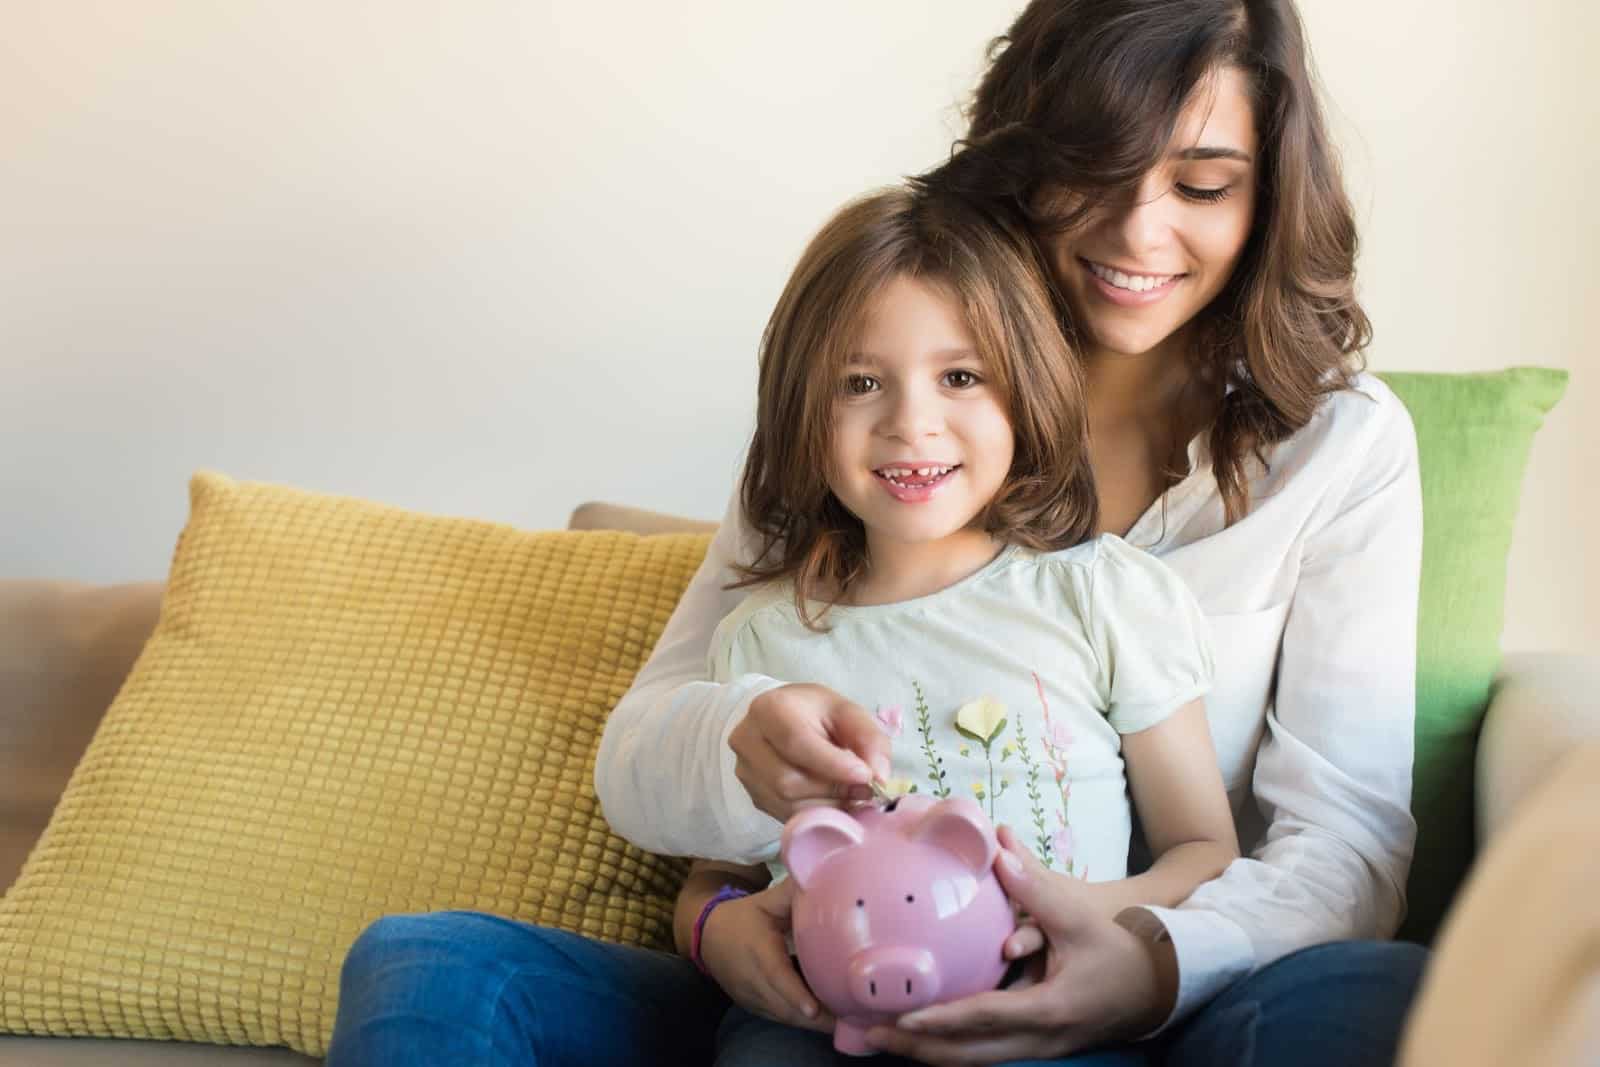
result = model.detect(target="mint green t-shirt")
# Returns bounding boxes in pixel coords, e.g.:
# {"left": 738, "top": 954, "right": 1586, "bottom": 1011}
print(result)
{"left": 709, "top": 533, "right": 1214, "bottom": 881}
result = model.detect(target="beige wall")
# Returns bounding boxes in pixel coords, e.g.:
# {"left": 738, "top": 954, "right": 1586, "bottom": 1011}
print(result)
{"left": 1, "top": 2, "right": 1593, "bottom": 654}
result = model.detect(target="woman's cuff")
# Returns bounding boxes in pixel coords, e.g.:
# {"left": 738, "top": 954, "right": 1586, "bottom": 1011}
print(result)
{"left": 1116, "top": 905, "right": 1254, "bottom": 1036}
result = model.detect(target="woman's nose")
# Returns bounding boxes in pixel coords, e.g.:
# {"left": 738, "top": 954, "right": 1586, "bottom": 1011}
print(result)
{"left": 1107, "top": 179, "right": 1175, "bottom": 256}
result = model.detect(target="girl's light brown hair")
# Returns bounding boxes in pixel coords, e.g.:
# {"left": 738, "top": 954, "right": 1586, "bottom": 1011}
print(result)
{"left": 926, "top": 0, "right": 1368, "bottom": 523}
{"left": 732, "top": 185, "right": 1097, "bottom": 628}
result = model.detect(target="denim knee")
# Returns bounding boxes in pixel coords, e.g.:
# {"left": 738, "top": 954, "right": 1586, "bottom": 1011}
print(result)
{"left": 1168, "top": 940, "right": 1431, "bottom": 1067}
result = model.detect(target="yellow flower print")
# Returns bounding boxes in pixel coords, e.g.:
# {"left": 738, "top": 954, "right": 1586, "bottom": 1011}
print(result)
{"left": 955, "top": 697, "right": 1007, "bottom": 744}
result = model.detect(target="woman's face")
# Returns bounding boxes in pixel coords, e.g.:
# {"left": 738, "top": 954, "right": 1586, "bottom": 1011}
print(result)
{"left": 1044, "top": 65, "right": 1259, "bottom": 362}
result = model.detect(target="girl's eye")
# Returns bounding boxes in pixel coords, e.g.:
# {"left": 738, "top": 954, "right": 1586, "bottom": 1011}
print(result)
{"left": 1176, "top": 183, "right": 1232, "bottom": 204}
{"left": 843, "top": 374, "right": 880, "bottom": 396}
{"left": 943, "top": 370, "right": 981, "bottom": 389}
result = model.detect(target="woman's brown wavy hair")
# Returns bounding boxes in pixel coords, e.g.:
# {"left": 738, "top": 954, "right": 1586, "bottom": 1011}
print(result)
{"left": 923, "top": 0, "right": 1369, "bottom": 523}
{"left": 731, "top": 186, "right": 1097, "bottom": 629}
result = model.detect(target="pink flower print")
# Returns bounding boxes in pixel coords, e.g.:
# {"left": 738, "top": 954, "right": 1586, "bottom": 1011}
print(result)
{"left": 1049, "top": 721, "right": 1075, "bottom": 751}
{"left": 1052, "top": 826, "right": 1075, "bottom": 867}
{"left": 876, "top": 704, "right": 904, "bottom": 737}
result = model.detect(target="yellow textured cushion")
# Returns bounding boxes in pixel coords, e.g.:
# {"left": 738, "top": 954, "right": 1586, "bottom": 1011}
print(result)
{"left": 0, "top": 472, "right": 708, "bottom": 1056}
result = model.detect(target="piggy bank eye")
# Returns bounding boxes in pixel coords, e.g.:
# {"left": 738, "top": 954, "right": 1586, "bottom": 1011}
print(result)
{"left": 905, "top": 894, "right": 915, "bottom": 903}
{"left": 856, "top": 899, "right": 864, "bottom": 907}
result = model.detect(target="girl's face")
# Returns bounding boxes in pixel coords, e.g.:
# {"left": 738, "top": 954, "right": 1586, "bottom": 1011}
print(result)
{"left": 828, "top": 274, "right": 1014, "bottom": 556}
{"left": 1044, "top": 65, "right": 1259, "bottom": 362}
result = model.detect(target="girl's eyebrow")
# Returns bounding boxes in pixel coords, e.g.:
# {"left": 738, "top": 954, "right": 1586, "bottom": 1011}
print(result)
{"left": 1175, "top": 145, "right": 1252, "bottom": 163}
{"left": 846, "top": 348, "right": 981, "bottom": 364}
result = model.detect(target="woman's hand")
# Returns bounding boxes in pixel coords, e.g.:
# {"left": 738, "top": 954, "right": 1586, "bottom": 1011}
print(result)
{"left": 730, "top": 683, "right": 893, "bottom": 822}
{"left": 864, "top": 825, "right": 1179, "bottom": 1066}
{"left": 698, "top": 878, "right": 836, "bottom": 1034}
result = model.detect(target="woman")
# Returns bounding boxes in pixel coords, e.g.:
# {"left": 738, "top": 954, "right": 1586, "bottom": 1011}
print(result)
{"left": 330, "top": 1, "right": 1427, "bottom": 1064}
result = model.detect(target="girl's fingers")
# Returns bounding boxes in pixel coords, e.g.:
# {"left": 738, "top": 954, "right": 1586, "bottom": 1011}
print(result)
{"left": 760, "top": 954, "right": 834, "bottom": 1032}
{"left": 769, "top": 719, "right": 876, "bottom": 788}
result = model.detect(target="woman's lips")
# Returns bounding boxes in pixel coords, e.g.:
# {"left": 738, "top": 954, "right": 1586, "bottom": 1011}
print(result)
{"left": 1080, "top": 257, "right": 1184, "bottom": 307}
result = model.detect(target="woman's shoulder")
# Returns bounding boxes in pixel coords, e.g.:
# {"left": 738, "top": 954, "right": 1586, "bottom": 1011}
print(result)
{"left": 1297, "top": 372, "right": 1418, "bottom": 456}
{"left": 1261, "top": 371, "right": 1420, "bottom": 490}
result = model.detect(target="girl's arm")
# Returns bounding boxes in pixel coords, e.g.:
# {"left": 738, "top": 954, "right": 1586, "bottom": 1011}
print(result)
{"left": 1080, "top": 698, "right": 1239, "bottom": 921}
{"left": 672, "top": 857, "right": 772, "bottom": 957}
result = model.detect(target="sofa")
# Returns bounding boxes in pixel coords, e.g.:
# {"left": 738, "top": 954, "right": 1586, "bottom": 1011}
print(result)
{"left": 1, "top": 382, "right": 1597, "bottom": 1063}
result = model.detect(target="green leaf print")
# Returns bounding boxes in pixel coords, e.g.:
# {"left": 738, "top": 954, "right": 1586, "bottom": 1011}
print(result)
{"left": 913, "top": 681, "right": 950, "bottom": 799}
{"left": 1010, "top": 705, "right": 1054, "bottom": 868}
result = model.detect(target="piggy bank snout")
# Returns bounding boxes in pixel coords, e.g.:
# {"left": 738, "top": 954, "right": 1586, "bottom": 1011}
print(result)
{"left": 847, "top": 947, "right": 942, "bottom": 1013}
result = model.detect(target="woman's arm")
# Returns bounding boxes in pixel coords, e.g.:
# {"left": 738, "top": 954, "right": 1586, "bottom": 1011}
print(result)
{"left": 1123, "top": 385, "right": 1423, "bottom": 1028}
{"left": 1081, "top": 698, "right": 1239, "bottom": 920}
{"left": 594, "top": 489, "right": 789, "bottom": 859}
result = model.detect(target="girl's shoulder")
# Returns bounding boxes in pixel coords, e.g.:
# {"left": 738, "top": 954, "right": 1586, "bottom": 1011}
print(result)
{"left": 1027, "top": 533, "right": 1191, "bottom": 612}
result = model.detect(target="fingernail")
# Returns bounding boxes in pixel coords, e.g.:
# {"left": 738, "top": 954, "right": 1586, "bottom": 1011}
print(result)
{"left": 803, "top": 1001, "right": 817, "bottom": 1018}
{"left": 999, "top": 850, "right": 1026, "bottom": 879}
{"left": 873, "top": 757, "right": 892, "bottom": 780}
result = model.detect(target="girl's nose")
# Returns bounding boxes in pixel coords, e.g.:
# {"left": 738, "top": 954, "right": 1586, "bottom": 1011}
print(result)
{"left": 880, "top": 386, "right": 943, "bottom": 442}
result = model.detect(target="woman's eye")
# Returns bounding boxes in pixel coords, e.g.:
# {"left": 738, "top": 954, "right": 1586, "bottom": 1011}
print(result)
{"left": 1176, "top": 183, "right": 1232, "bottom": 204}
{"left": 943, "top": 370, "right": 981, "bottom": 389}
{"left": 843, "top": 374, "right": 879, "bottom": 395}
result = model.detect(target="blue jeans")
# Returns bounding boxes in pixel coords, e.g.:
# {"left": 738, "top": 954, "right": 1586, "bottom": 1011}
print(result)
{"left": 326, "top": 911, "right": 1429, "bottom": 1066}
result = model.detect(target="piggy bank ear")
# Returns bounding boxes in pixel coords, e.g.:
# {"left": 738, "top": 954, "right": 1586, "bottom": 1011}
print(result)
{"left": 911, "top": 797, "right": 997, "bottom": 874}
{"left": 780, "top": 808, "right": 865, "bottom": 890}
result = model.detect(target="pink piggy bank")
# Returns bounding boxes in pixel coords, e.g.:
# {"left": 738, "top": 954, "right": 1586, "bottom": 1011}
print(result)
{"left": 781, "top": 793, "right": 1016, "bottom": 1056}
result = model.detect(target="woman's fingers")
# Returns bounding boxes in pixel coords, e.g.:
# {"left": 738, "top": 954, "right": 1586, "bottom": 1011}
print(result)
{"left": 895, "top": 982, "right": 1059, "bottom": 1038}
{"left": 865, "top": 1023, "right": 1064, "bottom": 1067}
{"left": 992, "top": 824, "right": 1086, "bottom": 936}
{"left": 1004, "top": 922, "right": 1045, "bottom": 960}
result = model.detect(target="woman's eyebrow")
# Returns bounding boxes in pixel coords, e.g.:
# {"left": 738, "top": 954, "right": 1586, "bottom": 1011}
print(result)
{"left": 1175, "top": 145, "right": 1253, "bottom": 163}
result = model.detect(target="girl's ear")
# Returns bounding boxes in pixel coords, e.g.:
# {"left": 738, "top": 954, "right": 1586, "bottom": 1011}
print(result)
{"left": 780, "top": 808, "right": 865, "bottom": 889}
{"left": 911, "top": 797, "right": 997, "bottom": 874}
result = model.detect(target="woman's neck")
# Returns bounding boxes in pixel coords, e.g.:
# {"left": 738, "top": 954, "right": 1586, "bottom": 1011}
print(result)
{"left": 845, "top": 527, "right": 1004, "bottom": 607}
{"left": 1083, "top": 328, "right": 1199, "bottom": 436}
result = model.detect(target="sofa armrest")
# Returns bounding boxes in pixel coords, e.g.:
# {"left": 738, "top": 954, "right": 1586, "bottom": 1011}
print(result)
{"left": 1476, "top": 651, "right": 1600, "bottom": 846}
{"left": 0, "top": 580, "right": 165, "bottom": 893}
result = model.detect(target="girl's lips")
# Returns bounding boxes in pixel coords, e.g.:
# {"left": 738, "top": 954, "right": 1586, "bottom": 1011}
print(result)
{"left": 1080, "top": 258, "right": 1184, "bottom": 307}
{"left": 874, "top": 466, "right": 958, "bottom": 504}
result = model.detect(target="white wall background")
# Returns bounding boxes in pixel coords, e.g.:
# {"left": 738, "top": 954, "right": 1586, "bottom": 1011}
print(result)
{"left": 2, "top": 1, "right": 1594, "bottom": 654}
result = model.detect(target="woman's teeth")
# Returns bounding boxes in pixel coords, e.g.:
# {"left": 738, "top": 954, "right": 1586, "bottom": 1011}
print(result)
{"left": 1087, "top": 261, "right": 1178, "bottom": 292}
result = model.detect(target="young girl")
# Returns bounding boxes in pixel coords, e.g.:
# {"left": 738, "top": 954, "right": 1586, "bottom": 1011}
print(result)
{"left": 679, "top": 183, "right": 1240, "bottom": 1060}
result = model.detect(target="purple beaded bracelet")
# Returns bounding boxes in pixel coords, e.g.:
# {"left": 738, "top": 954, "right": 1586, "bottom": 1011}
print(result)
{"left": 690, "top": 884, "right": 750, "bottom": 975}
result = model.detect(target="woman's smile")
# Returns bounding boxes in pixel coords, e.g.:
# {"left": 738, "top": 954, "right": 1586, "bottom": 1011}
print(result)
{"left": 1080, "top": 257, "right": 1187, "bottom": 306}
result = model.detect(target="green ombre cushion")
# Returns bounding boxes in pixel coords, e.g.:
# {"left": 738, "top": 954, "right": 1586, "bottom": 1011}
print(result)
{"left": 1377, "top": 367, "right": 1568, "bottom": 942}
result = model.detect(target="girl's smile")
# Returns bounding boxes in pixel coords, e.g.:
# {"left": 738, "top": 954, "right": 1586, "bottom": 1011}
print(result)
{"left": 872, "top": 462, "right": 962, "bottom": 502}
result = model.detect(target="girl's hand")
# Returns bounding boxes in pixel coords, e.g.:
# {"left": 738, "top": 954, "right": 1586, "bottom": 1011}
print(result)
{"left": 731, "top": 683, "right": 893, "bottom": 822}
{"left": 864, "top": 825, "right": 1177, "bottom": 1066}
{"left": 698, "top": 878, "right": 835, "bottom": 1034}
